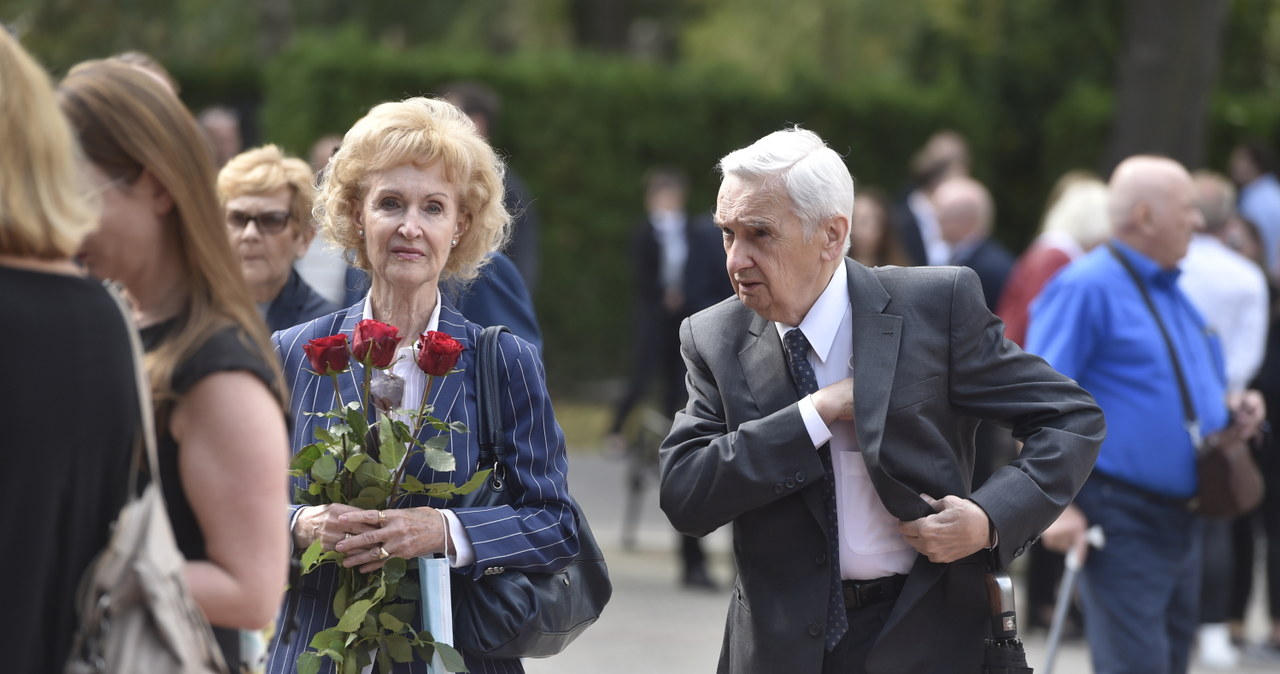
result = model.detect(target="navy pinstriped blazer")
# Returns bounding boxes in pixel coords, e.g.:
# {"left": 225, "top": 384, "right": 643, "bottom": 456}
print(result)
{"left": 265, "top": 297, "right": 577, "bottom": 674}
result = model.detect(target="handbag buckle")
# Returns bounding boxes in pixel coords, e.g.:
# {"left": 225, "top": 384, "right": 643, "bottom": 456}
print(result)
{"left": 489, "top": 461, "right": 506, "bottom": 491}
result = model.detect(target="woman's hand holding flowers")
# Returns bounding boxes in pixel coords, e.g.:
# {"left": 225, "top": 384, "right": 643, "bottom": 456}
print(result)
{"left": 335, "top": 507, "right": 452, "bottom": 573}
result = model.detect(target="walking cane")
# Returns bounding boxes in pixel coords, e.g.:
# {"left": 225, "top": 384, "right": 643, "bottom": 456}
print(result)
{"left": 1042, "top": 525, "right": 1105, "bottom": 674}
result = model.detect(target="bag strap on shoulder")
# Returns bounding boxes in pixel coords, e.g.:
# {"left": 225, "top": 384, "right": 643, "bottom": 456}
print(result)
{"left": 104, "top": 281, "right": 162, "bottom": 493}
{"left": 1106, "top": 243, "right": 1203, "bottom": 447}
{"left": 475, "top": 325, "right": 511, "bottom": 491}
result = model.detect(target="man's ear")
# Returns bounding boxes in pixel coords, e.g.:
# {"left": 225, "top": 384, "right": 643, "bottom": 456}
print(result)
{"left": 820, "top": 214, "right": 850, "bottom": 261}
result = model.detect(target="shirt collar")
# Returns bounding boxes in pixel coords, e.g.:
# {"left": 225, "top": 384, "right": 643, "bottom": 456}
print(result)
{"left": 1110, "top": 238, "right": 1182, "bottom": 288}
{"left": 774, "top": 265, "right": 849, "bottom": 365}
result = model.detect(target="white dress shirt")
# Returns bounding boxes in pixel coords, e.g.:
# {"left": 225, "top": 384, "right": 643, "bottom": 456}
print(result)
{"left": 908, "top": 189, "right": 951, "bottom": 266}
{"left": 777, "top": 269, "right": 917, "bottom": 580}
{"left": 363, "top": 292, "right": 475, "bottom": 566}
{"left": 1178, "top": 233, "right": 1269, "bottom": 392}
{"left": 651, "top": 210, "right": 689, "bottom": 292}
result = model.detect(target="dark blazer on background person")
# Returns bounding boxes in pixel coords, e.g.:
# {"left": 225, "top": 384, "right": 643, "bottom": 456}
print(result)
{"left": 445, "top": 252, "right": 542, "bottom": 352}
{"left": 660, "top": 259, "right": 1103, "bottom": 674}
{"left": 631, "top": 212, "right": 733, "bottom": 319}
{"left": 266, "top": 298, "right": 575, "bottom": 674}
{"left": 952, "top": 237, "right": 1016, "bottom": 313}
{"left": 265, "top": 267, "right": 340, "bottom": 333}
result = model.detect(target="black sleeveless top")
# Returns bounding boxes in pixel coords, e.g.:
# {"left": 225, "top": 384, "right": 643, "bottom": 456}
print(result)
{"left": 3, "top": 266, "right": 137, "bottom": 674}
{"left": 140, "top": 318, "right": 277, "bottom": 667}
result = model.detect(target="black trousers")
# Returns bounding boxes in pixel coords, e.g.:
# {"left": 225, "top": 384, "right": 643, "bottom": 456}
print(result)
{"left": 821, "top": 599, "right": 896, "bottom": 674}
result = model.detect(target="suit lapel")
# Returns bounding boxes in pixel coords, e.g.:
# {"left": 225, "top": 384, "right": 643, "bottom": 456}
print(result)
{"left": 846, "top": 261, "right": 932, "bottom": 520}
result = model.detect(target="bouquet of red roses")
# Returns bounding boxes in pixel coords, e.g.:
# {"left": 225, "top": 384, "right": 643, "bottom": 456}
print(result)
{"left": 290, "top": 319, "right": 482, "bottom": 674}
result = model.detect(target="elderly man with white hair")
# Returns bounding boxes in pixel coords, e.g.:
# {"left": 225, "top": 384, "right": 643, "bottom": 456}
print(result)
{"left": 659, "top": 126, "right": 1104, "bottom": 674}
{"left": 1029, "top": 156, "right": 1267, "bottom": 674}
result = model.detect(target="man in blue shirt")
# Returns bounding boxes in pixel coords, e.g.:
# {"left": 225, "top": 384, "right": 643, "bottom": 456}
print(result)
{"left": 1028, "top": 155, "right": 1265, "bottom": 674}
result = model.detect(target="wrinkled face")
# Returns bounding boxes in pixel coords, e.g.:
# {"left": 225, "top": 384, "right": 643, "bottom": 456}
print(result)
{"left": 360, "top": 162, "right": 466, "bottom": 296}
{"left": 226, "top": 186, "right": 307, "bottom": 300}
{"left": 77, "top": 164, "right": 170, "bottom": 287}
{"left": 716, "top": 175, "right": 840, "bottom": 326}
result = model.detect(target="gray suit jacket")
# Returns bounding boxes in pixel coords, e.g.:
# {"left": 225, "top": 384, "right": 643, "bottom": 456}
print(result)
{"left": 659, "top": 260, "right": 1103, "bottom": 674}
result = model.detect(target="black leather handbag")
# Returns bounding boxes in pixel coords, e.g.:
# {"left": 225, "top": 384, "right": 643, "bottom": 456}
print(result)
{"left": 450, "top": 326, "right": 613, "bottom": 660}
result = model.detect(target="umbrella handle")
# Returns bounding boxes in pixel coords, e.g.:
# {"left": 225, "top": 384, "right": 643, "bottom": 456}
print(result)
{"left": 985, "top": 570, "right": 1019, "bottom": 640}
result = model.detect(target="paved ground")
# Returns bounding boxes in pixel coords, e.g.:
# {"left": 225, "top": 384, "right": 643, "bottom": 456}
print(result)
{"left": 523, "top": 452, "right": 1276, "bottom": 674}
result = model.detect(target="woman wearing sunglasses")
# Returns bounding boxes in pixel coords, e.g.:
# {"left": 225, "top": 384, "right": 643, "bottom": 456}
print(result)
{"left": 219, "top": 144, "right": 339, "bottom": 332}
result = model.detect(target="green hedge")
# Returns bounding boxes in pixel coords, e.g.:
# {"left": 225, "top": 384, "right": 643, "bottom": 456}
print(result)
{"left": 227, "top": 32, "right": 1276, "bottom": 389}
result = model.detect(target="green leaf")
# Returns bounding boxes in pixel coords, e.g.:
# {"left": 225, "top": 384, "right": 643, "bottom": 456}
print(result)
{"left": 453, "top": 468, "right": 491, "bottom": 496}
{"left": 395, "top": 578, "right": 419, "bottom": 601}
{"left": 380, "top": 434, "right": 408, "bottom": 473}
{"left": 355, "top": 460, "right": 392, "bottom": 485}
{"left": 344, "top": 402, "right": 370, "bottom": 440}
{"left": 383, "top": 601, "right": 416, "bottom": 625}
{"left": 291, "top": 442, "right": 324, "bottom": 471}
{"left": 300, "top": 540, "right": 325, "bottom": 574}
{"left": 376, "top": 648, "right": 392, "bottom": 672}
{"left": 349, "top": 485, "right": 390, "bottom": 510}
{"left": 344, "top": 452, "right": 367, "bottom": 473}
{"left": 379, "top": 610, "right": 406, "bottom": 632}
{"left": 381, "top": 557, "right": 408, "bottom": 585}
{"left": 336, "top": 599, "right": 374, "bottom": 632}
{"left": 423, "top": 435, "right": 450, "bottom": 451}
{"left": 296, "top": 651, "right": 321, "bottom": 674}
{"left": 435, "top": 641, "right": 468, "bottom": 672}
{"left": 386, "top": 635, "right": 414, "bottom": 663}
{"left": 312, "top": 453, "right": 338, "bottom": 483}
{"left": 308, "top": 627, "right": 346, "bottom": 650}
{"left": 421, "top": 445, "right": 456, "bottom": 472}
{"left": 332, "top": 580, "right": 350, "bottom": 619}
{"left": 399, "top": 475, "right": 426, "bottom": 494}
{"left": 307, "top": 482, "right": 324, "bottom": 496}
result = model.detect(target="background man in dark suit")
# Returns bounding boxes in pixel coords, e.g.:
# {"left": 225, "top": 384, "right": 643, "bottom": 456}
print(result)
{"left": 609, "top": 167, "right": 732, "bottom": 589}
{"left": 659, "top": 127, "right": 1104, "bottom": 673}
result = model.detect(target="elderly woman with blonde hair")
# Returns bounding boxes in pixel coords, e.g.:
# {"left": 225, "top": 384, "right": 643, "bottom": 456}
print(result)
{"left": 266, "top": 97, "right": 577, "bottom": 674}
{"left": 219, "top": 144, "right": 338, "bottom": 331}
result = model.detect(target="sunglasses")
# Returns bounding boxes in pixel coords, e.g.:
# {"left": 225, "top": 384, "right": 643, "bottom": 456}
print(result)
{"left": 226, "top": 210, "right": 292, "bottom": 235}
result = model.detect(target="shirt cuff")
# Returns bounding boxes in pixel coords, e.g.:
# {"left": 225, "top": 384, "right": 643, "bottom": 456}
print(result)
{"left": 440, "top": 509, "right": 475, "bottom": 567}
{"left": 798, "top": 395, "right": 833, "bottom": 448}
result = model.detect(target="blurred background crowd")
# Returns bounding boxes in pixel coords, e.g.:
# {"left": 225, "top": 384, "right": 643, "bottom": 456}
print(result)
{"left": 6, "top": 0, "right": 1280, "bottom": 671}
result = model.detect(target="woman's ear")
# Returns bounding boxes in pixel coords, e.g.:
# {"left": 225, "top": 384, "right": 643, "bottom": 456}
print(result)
{"left": 140, "top": 170, "right": 175, "bottom": 218}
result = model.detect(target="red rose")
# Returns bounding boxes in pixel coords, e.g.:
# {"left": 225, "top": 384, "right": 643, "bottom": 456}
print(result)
{"left": 416, "top": 331, "right": 464, "bottom": 377}
{"left": 352, "top": 319, "right": 401, "bottom": 368}
{"left": 303, "top": 334, "right": 351, "bottom": 375}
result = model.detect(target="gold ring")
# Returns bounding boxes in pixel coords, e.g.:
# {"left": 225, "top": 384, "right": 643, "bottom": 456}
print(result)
{"left": 378, "top": 510, "right": 386, "bottom": 526}
{"left": 377, "top": 546, "right": 390, "bottom": 560}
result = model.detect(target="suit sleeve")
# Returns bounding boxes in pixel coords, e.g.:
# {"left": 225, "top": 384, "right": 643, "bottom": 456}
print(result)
{"left": 658, "top": 318, "right": 827, "bottom": 537}
{"left": 450, "top": 334, "right": 577, "bottom": 579}
{"left": 947, "top": 267, "right": 1105, "bottom": 568}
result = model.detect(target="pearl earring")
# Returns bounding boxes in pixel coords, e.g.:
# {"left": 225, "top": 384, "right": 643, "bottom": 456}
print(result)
{"left": 451, "top": 239, "right": 458, "bottom": 248}
{"left": 358, "top": 229, "right": 364, "bottom": 238}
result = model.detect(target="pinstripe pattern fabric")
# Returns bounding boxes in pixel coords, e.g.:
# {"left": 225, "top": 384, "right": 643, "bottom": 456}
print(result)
{"left": 265, "top": 298, "right": 577, "bottom": 674}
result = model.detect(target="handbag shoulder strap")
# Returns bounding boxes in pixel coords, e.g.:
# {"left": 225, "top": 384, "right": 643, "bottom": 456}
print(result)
{"left": 476, "top": 325, "right": 511, "bottom": 489}
{"left": 104, "top": 281, "right": 163, "bottom": 493}
{"left": 1105, "top": 243, "right": 1201, "bottom": 445}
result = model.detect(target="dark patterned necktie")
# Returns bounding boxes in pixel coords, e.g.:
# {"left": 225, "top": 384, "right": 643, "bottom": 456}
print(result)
{"left": 783, "top": 328, "right": 848, "bottom": 650}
